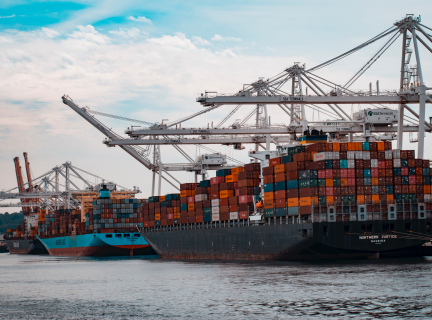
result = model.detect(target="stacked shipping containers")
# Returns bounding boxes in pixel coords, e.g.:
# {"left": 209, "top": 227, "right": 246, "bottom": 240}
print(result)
{"left": 261, "top": 141, "right": 432, "bottom": 221}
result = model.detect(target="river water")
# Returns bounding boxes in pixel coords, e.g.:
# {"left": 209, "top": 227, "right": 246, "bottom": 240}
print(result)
{"left": 1, "top": 253, "right": 432, "bottom": 319}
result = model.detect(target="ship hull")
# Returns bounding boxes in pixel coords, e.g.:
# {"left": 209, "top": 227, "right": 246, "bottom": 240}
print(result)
{"left": 142, "top": 219, "right": 432, "bottom": 261}
{"left": 38, "top": 233, "right": 156, "bottom": 257}
{"left": 4, "top": 238, "right": 48, "bottom": 255}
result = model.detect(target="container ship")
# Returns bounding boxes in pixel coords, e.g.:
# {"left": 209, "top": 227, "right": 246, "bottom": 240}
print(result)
{"left": 140, "top": 140, "right": 432, "bottom": 261}
{"left": 35, "top": 186, "right": 155, "bottom": 257}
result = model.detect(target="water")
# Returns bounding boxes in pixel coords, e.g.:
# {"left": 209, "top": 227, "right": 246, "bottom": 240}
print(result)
{"left": 2, "top": 253, "right": 432, "bottom": 319}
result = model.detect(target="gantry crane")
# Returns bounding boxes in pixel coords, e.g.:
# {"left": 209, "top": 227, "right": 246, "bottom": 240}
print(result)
{"left": 62, "top": 14, "right": 432, "bottom": 196}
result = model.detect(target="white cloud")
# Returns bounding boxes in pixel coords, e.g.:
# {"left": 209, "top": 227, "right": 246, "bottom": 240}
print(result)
{"left": 109, "top": 27, "right": 148, "bottom": 39}
{"left": 127, "top": 15, "right": 152, "bottom": 24}
{"left": 211, "top": 34, "right": 241, "bottom": 42}
{"left": 192, "top": 36, "right": 211, "bottom": 46}
{"left": 0, "top": 14, "right": 15, "bottom": 19}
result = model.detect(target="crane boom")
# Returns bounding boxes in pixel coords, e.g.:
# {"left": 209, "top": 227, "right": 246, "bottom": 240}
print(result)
{"left": 13, "top": 157, "right": 30, "bottom": 215}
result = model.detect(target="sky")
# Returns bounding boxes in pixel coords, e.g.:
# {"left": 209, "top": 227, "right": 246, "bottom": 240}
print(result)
{"left": 1, "top": 0, "right": 432, "bottom": 212}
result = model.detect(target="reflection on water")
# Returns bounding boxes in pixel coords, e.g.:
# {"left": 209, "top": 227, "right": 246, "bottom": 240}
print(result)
{"left": 1, "top": 253, "right": 432, "bottom": 319}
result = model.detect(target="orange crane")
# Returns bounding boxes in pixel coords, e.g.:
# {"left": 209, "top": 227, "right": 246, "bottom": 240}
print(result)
{"left": 23, "top": 152, "right": 39, "bottom": 212}
{"left": 13, "top": 157, "right": 30, "bottom": 215}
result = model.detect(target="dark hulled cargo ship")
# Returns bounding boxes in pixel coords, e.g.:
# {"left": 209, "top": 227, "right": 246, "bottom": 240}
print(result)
{"left": 140, "top": 140, "right": 432, "bottom": 261}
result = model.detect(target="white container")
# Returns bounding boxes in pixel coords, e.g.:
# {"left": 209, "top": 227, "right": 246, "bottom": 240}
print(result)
{"left": 211, "top": 199, "right": 220, "bottom": 207}
{"left": 326, "top": 152, "right": 334, "bottom": 160}
{"left": 363, "top": 151, "right": 370, "bottom": 160}
{"left": 211, "top": 206, "right": 220, "bottom": 214}
{"left": 347, "top": 151, "right": 355, "bottom": 160}
{"left": 195, "top": 194, "right": 208, "bottom": 202}
{"left": 393, "top": 159, "right": 401, "bottom": 168}
{"left": 347, "top": 160, "right": 355, "bottom": 169}
{"left": 212, "top": 214, "right": 220, "bottom": 221}
{"left": 393, "top": 149, "right": 401, "bottom": 159}
{"left": 371, "top": 159, "right": 378, "bottom": 168}
{"left": 425, "top": 194, "right": 431, "bottom": 201}
{"left": 355, "top": 151, "right": 363, "bottom": 159}
{"left": 230, "top": 212, "right": 239, "bottom": 220}
{"left": 385, "top": 150, "right": 393, "bottom": 160}
{"left": 313, "top": 152, "right": 328, "bottom": 162}
{"left": 332, "top": 151, "right": 340, "bottom": 160}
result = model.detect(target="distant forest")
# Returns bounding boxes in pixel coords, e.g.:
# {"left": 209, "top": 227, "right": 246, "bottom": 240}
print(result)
{"left": 0, "top": 212, "right": 24, "bottom": 234}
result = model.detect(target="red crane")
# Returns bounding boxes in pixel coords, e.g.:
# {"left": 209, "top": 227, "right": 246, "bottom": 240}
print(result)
{"left": 23, "top": 152, "right": 39, "bottom": 212}
{"left": 13, "top": 156, "right": 30, "bottom": 215}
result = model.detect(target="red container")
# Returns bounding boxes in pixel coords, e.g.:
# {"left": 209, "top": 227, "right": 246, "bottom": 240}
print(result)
{"left": 340, "top": 169, "right": 348, "bottom": 178}
{"left": 239, "top": 195, "right": 254, "bottom": 203}
{"left": 318, "top": 170, "right": 326, "bottom": 179}
{"left": 356, "top": 178, "right": 364, "bottom": 186}
{"left": 287, "top": 189, "right": 299, "bottom": 198}
{"left": 269, "top": 157, "right": 281, "bottom": 166}
{"left": 325, "top": 169, "right": 333, "bottom": 179}
{"left": 401, "top": 167, "right": 408, "bottom": 176}
{"left": 347, "top": 169, "right": 356, "bottom": 178}
{"left": 348, "top": 178, "right": 356, "bottom": 186}
{"left": 239, "top": 211, "right": 249, "bottom": 219}
{"left": 326, "top": 187, "right": 334, "bottom": 196}
{"left": 378, "top": 160, "right": 386, "bottom": 169}
{"left": 371, "top": 168, "right": 378, "bottom": 177}
{"left": 275, "top": 199, "right": 286, "bottom": 208}
{"left": 409, "top": 176, "right": 416, "bottom": 185}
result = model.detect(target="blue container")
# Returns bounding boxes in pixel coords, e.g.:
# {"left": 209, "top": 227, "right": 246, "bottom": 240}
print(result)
{"left": 181, "top": 203, "right": 188, "bottom": 211}
{"left": 264, "top": 209, "right": 275, "bottom": 218}
{"left": 401, "top": 159, "right": 408, "bottom": 167}
{"left": 340, "top": 160, "right": 348, "bottom": 169}
{"left": 264, "top": 183, "right": 274, "bottom": 192}
{"left": 274, "top": 181, "right": 286, "bottom": 191}
{"left": 401, "top": 176, "right": 409, "bottom": 185}
{"left": 253, "top": 187, "right": 261, "bottom": 195}
{"left": 364, "top": 169, "right": 371, "bottom": 178}
{"left": 386, "top": 185, "right": 394, "bottom": 194}
{"left": 203, "top": 214, "right": 212, "bottom": 222}
{"left": 424, "top": 168, "right": 430, "bottom": 176}
{"left": 362, "top": 142, "right": 370, "bottom": 151}
{"left": 408, "top": 167, "right": 416, "bottom": 175}
{"left": 165, "top": 200, "right": 172, "bottom": 207}
{"left": 394, "top": 168, "right": 401, "bottom": 176}
{"left": 286, "top": 179, "right": 299, "bottom": 189}
{"left": 325, "top": 160, "right": 333, "bottom": 169}
{"left": 276, "top": 207, "right": 286, "bottom": 217}
{"left": 343, "top": 206, "right": 350, "bottom": 213}
{"left": 216, "top": 169, "right": 224, "bottom": 177}
{"left": 395, "top": 194, "right": 403, "bottom": 202}
{"left": 200, "top": 180, "right": 211, "bottom": 187}
{"left": 281, "top": 155, "right": 292, "bottom": 164}
{"left": 155, "top": 220, "right": 161, "bottom": 227}
{"left": 160, "top": 201, "right": 166, "bottom": 207}
{"left": 372, "top": 186, "right": 379, "bottom": 194}
{"left": 364, "top": 177, "right": 372, "bottom": 186}
{"left": 424, "top": 176, "right": 431, "bottom": 185}
{"left": 166, "top": 194, "right": 180, "bottom": 201}
{"left": 288, "top": 207, "right": 299, "bottom": 216}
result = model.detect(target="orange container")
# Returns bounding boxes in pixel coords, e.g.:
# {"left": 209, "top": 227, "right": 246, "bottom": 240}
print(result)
{"left": 159, "top": 196, "right": 166, "bottom": 202}
{"left": 274, "top": 164, "right": 286, "bottom": 174}
{"left": 311, "top": 196, "right": 319, "bottom": 205}
{"left": 326, "top": 179, "right": 334, "bottom": 187}
{"left": 424, "top": 185, "right": 431, "bottom": 194}
{"left": 347, "top": 142, "right": 355, "bottom": 151}
{"left": 180, "top": 190, "right": 193, "bottom": 197}
{"left": 386, "top": 194, "right": 394, "bottom": 203}
{"left": 371, "top": 178, "right": 379, "bottom": 185}
{"left": 264, "top": 201, "right": 274, "bottom": 209}
{"left": 173, "top": 207, "right": 179, "bottom": 213}
{"left": 188, "top": 203, "right": 195, "bottom": 210}
{"left": 220, "top": 190, "right": 234, "bottom": 198}
{"left": 155, "top": 214, "right": 161, "bottom": 220}
{"left": 357, "top": 195, "right": 365, "bottom": 204}
{"left": 333, "top": 142, "right": 340, "bottom": 151}
{"left": 231, "top": 167, "right": 244, "bottom": 174}
{"left": 371, "top": 195, "right": 380, "bottom": 202}
{"left": 274, "top": 172, "right": 286, "bottom": 183}
{"left": 225, "top": 174, "right": 239, "bottom": 182}
{"left": 264, "top": 192, "right": 274, "bottom": 201}
{"left": 340, "top": 178, "right": 348, "bottom": 186}
{"left": 377, "top": 141, "right": 385, "bottom": 151}
{"left": 326, "top": 196, "right": 334, "bottom": 204}
{"left": 300, "top": 197, "right": 312, "bottom": 206}
{"left": 287, "top": 198, "right": 299, "bottom": 207}
{"left": 355, "top": 142, "right": 363, "bottom": 151}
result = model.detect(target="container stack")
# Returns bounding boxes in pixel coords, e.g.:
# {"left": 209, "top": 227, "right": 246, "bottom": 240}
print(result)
{"left": 195, "top": 180, "right": 211, "bottom": 223}
{"left": 260, "top": 141, "right": 432, "bottom": 221}
{"left": 180, "top": 183, "right": 197, "bottom": 224}
{"left": 164, "top": 193, "right": 181, "bottom": 225}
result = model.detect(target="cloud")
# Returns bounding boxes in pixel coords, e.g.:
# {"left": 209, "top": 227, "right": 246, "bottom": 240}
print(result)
{"left": 192, "top": 36, "right": 211, "bottom": 46}
{"left": 127, "top": 15, "right": 152, "bottom": 24}
{"left": 109, "top": 27, "right": 148, "bottom": 39}
{"left": 211, "top": 34, "right": 241, "bottom": 42}
{"left": 0, "top": 14, "right": 15, "bottom": 18}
